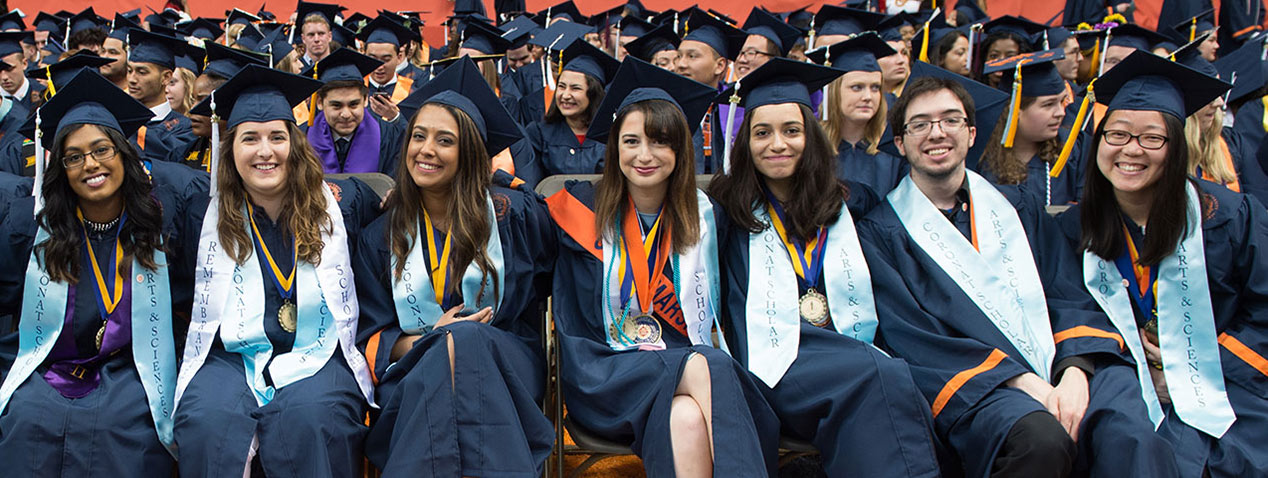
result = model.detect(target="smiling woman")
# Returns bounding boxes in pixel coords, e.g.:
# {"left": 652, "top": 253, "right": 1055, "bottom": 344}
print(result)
{"left": 525, "top": 40, "right": 616, "bottom": 176}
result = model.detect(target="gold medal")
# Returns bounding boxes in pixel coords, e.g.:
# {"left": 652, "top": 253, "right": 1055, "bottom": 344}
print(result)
{"left": 278, "top": 300, "right": 297, "bottom": 333}
{"left": 96, "top": 322, "right": 107, "bottom": 350}
{"left": 631, "top": 314, "right": 662, "bottom": 344}
{"left": 799, "top": 289, "right": 830, "bottom": 327}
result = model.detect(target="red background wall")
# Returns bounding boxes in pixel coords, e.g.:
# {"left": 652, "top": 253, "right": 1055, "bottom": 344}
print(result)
{"left": 4, "top": 0, "right": 1209, "bottom": 46}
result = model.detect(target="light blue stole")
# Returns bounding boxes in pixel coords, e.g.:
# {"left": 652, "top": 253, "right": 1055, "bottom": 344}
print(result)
{"left": 0, "top": 224, "right": 177, "bottom": 455}
{"left": 888, "top": 171, "right": 1056, "bottom": 381}
{"left": 392, "top": 195, "right": 505, "bottom": 334}
{"left": 745, "top": 201, "right": 878, "bottom": 387}
{"left": 1083, "top": 183, "right": 1235, "bottom": 438}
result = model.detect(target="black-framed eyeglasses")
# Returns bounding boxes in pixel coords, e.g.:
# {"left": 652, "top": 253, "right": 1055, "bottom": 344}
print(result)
{"left": 1102, "top": 130, "right": 1168, "bottom": 150}
{"left": 902, "top": 116, "right": 969, "bottom": 136}
{"left": 63, "top": 145, "right": 118, "bottom": 169}
{"left": 738, "top": 49, "right": 774, "bottom": 60}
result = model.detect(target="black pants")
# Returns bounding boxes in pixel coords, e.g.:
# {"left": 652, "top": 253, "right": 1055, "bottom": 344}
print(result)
{"left": 992, "top": 411, "right": 1076, "bottom": 478}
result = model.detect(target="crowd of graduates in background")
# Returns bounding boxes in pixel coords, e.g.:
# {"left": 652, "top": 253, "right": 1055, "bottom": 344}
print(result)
{"left": 0, "top": 0, "right": 1265, "bottom": 476}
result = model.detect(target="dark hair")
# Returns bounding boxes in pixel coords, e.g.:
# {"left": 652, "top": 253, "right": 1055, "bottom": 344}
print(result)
{"left": 888, "top": 76, "right": 976, "bottom": 137}
{"left": 388, "top": 102, "right": 498, "bottom": 303}
{"left": 68, "top": 29, "right": 107, "bottom": 51}
{"left": 544, "top": 71, "right": 604, "bottom": 127}
{"left": 36, "top": 124, "right": 165, "bottom": 283}
{"left": 980, "top": 96, "right": 1061, "bottom": 184}
{"left": 594, "top": 99, "right": 700, "bottom": 254}
{"left": 318, "top": 79, "right": 369, "bottom": 100}
{"left": 929, "top": 30, "right": 968, "bottom": 69}
{"left": 710, "top": 103, "right": 846, "bottom": 240}
{"left": 1080, "top": 111, "right": 1192, "bottom": 265}
{"left": 974, "top": 32, "right": 1033, "bottom": 83}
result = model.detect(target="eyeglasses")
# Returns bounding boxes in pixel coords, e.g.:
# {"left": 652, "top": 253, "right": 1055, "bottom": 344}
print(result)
{"left": 902, "top": 116, "right": 968, "bottom": 136}
{"left": 738, "top": 49, "right": 774, "bottom": 60}
{"left": 62, "top": 145, "right": 118, "bottom": 169}
{"left": 1102, "top": 130, "right": 1168, "bottom": 150}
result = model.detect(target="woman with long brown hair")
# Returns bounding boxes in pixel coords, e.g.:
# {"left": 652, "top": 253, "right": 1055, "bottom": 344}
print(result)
{"left": 0, "top": 69, "right": 202, "bottom": 475}
{"left": 353, "top": 57, "right": 555, "bottom": 476}
{"left": 708, "top": 57, "right": 941, "bottom": 477}
{"left": 524, "top": 40, "right": 615, "bottom": 176}
{"left": 172, "top": 65, "right": 380, "bottom": 477}
{"left": 548, "top": 57, "right": 778, "bottom": 477}
{"left": 1057, "top": 50, "right": 1268, "bottom": 478}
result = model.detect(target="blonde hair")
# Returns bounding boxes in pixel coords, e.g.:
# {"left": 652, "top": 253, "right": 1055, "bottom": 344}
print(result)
{"left": 226, "top": 24, "right": 247, "bottom": 48}
{"left": 1185, "top": 113, "right": 1236, "bottom": 184}
{"left": 171, "top": 67, "right": 197, "bottom": 115}
{"left": 823, "top": 74, "right": 888, "bottom": 155}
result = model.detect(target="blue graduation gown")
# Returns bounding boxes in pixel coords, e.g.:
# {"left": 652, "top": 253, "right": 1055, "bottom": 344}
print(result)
{"left": 524, "top": 120, "right": 603, "bottom": 176}
{"left": 173, "top": 178, "right": 380, "bottom": 478}
{"left": 976, "top": 130, "right": 1088, "bottom": 206}
{"left": 397, "top": 62, "right": 424, "bottom": 81}
{"left": 0, "top": 166, "right": 208, "bottom": 476}
{"left": 355, "top": 185, "right": 555, "bottom": 477}
{"left": 857, "top": 180, "right": 1178, "bottom": 477}
{"left": 547, "top": 180, "right": 779, "bottom": 477}
{"left": 509, "top": 61, "right": 545, "bottom": 125}
{"left": 692, "top": 105, "right": 726, "bottom": 174}
{"left": 714, "top": 182, "right": 941, "bottom": 477}
{"left": 835, "top": 139, "right": 908, "bottom": 195}
{"left": 164, "top": 136, "right": 212, "bottom": 172}
{"left": 1216, "top": 127, "right": 1268, "bottom": 205}
{"left": 1232, "top": 96, "right": 1265, "bottom": 153}
{"left": 137, "top": 109, "right": 195, "bottom": 166}
{"left": 1055, "top": 181, "right": 1268, "bottom": 477}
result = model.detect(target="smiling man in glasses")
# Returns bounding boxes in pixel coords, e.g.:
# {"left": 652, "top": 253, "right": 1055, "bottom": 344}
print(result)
{"left": 856, "top": 74, "right": 1180, "bottom": 477}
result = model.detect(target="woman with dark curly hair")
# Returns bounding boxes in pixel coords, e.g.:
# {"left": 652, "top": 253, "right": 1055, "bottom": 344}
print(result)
{"left": 0, "top": 69, "right": 206, "bottom": 475}
{"left": 524, "top": 40, "right": 617, "bottom": 176}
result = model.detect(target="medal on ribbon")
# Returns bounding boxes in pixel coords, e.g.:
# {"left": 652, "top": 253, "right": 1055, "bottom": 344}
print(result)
{"left": 611, "top": 196, "right": 674, "bottom": 346}
{"left": 1116, "top": 223, "right": 1162, "bottom": 369}
{"left": 79, "top": 208, "right": 127, "bottom": 350}
{"left": 423, "top": 206, "right": 454, "bottom": 307}
{"left": 766, "top": 193, "right": 830, "bottom": 328}
{"left": 247, "top": 203, "right": 298, "bottom": 333}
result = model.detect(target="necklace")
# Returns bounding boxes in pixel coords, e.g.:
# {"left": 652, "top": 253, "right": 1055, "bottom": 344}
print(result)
{"left": 83, "top": 215, "right": 122, "bottom": 234}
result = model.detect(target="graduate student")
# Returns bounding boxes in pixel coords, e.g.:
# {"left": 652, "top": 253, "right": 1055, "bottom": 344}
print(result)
{"left": 172, "top": 65, "right": 379, "bottom": 477}
{"left": 978, "top": 50, "right": 1088, "bottom": 206}
{"left": 857, "top": 74, "right": 1181, "bottom": 477}
{"left": 126, "top": 29, "right": 196, "bottom": 165}
{"left": 707, "top": 57, "right": 941, "bottom": 477}
{"left": 303, "top": 47, "right": 407, "bottom": 175}
{"left": 0, "top": 69, "right": 206, "bottom": 475}
{"left": 1056, "top": 50, "right": 1268, "bottom": 478}
{"left": 355, "top": 57, "right": 555, "bottom": 477}
{"left": 524, "top": 40, "right": 617, "bottom": 176}
{"left": 675, "top": 8, "right": 745, "bottom": 174}
{"left": 167, "top": 42, "right": 270, "bottom": 172}
{"left": 547, "top": 57, "right": 778, "bottom": 477}
{"left": 359, "top": 16, "right": 421, "bottom": 105}
{"left": 809, "top": 33, "right": 908, "bottom": 195}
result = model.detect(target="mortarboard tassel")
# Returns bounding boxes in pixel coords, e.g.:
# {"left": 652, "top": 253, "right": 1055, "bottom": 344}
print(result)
{"left": 1001, "top": 62, "right": 1025, "bottom": 148}
{"left": 210, "top": 92, "right": 221, "bottom": 197}
{"left": 1095, "top": 35, "right": 1108, "bottom": 77}
{"left": 1190, "top": 18, "right": 1197, "bottom": 43}
{"left": 807, "top": 17, "right": 816, "bottom": 50}
{"left": 722, "top": 80, "right": 740, "bottom": 174}
{"left": 1051, "top": 80, "right": 1094, "bottom": 178}
{"left": 308, "top": 63, "right": 319, "bottom": 127}
{"left": 33, "top": 109, "right": 44, "bottom": 210}
{"left": 44, "top": 68, "right": 55, "bottom": 98}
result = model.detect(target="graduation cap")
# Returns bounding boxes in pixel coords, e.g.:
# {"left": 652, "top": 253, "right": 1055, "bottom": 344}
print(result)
{"left": 499, "top": 15, "right": 543, "bottom": 48}
{"left": 189, "top": 63, "right": 320, "bottom": 126}
{"left": 805, "top": 31, "right": 895, "bottom": 72}
{"left": 175, "top": 42, "right": 206, "bottom": 74}
{"left": 399, "top": 56, "right": 523, "bottom": 155}
{"left": 236, "top": 24, "right": 265, "bottom": 51}
{"left": 25, "top": 50, "right": 113, "bottom": 92}
{"left": 34, "top": 12, "right": 67, "bottom": 35}
{"left": 617, "top": 16, "right": 655, "bottom": 38}
{"left": 905, "top": 60, "right": 1010, "bottom": 167}
{"left": 301, "top": 47, "right": 381, "bottom": 83}
{"left": 109, "top": 14, "right": 143, "bottom": 41}
{"left": 257, "top": 25, "right": 294, "bottom": 67}
{"left": 682, "top": 7, "right": 747, "bottom": 60}
{"left": 1213, "top": 37, "right": 1268, "bottom": 106}
{"left": 358, "top": 16, "right": 420, "bottom": 47}
{"left": 536, "top": 1, "right": 588, "bottom": 25}
{"left": 296, "top": 1, "right": 345, "bottom": 26}
{"left": 876, "top": 13, "right": 911, "bottom": 42}
{"left": 331, "top": 22, "right": 357, "bottom": 48}
{"left": 720, "top": 57, "right": 842, "bottom": 110}
{"left": 589, "top": 4, "right": 628, "bottom": 30}
{"left": 257, "top": 5, "right": 277, "bottom": 21}
{"left": 180, "top": 18, "right": 225, "bottom": 41}
{"left": 742, "top": 7, "right": 802, "bottom": 56}
{"left": 1171, "top": 8, "right": 1216, "bottom": 44}
{"left": 983, "top": 49, "right": 1067, "bottom": 153}
{"left": 1038, "top": 26, "right": 1073, "bottom": 51}
{"left": 343, "top": 12, "right": 373, "bottom": 33}
{"left": 586, "top": 56, "right": 716, "bottom": 142}
{"left": 561, "top": 39, "right": 620, "bottom": 83}
{"left": 22, "top": 69, "right": 154, "bottom": 149}
{"left": 1170, "top": 32, "right": 1220, "bottom": 78}
{"left": 257, "top": 22, "right": 286, "bottom": 37}
{"left": 528, "top": 19, "right": 592, "bottom": 51}
{"left": 461, "top": 20, "right": 513, "bottom": 55}
{"left": 1105, "top": 23, "right": 1171, "bottom": 51}
{"left": 68, "top": 8, "right": 106, "bottom": 35}
{"left": 128, "top": 29, "right": 187, "bottom": 70}
{"left": 203, "top": 42, "right": 269, "bottom": 79}
{"left": 622, "top": 24, "right": 680, "bottom": 63}
{"left": 1097, "top": 49, "right": 1230, "bottom": 122}
{"left": 0, "top": 32, "right": 32, "bottom": 59}
{"left": 150, "top": 23, "right": 184, "bottom": 39}
{"left": 145, "top": 8, "right": 184, "bottom": 29}
{"left": 781, "top": 7, "right": 814, "bottom": 32}
{"left": 912, "top": 10, "right": 959, "bottom": 63}
{"left": 954, "top": 0, "right": 989, "bottom": 26}
{"left": 226, "top": 8, "right": 262, "bottom": 26}
{"left": 982, "top": 16, "right": 1048, "bottom": 41}
{"left": 813, "top": 6, "right": 886, "bottom": 38}
{"left": 0, "top": 11, "right": 25, "bottom": 31}
{"left": 650, "top": 9, "right": 684, "bottom": 29}
{"left": 839, "top": 0, "right": 877, "bottom": 10}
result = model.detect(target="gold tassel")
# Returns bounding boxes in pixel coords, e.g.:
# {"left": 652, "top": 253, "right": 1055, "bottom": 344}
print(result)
{"left": 1051, "top": 80, "right": 1095, "bottom": 178}
{"left": 1002, "top": 62, "right": 1026, "bottom": 148}
{"left": 918, "top": 21, "right": 932, "bottom": 63}
{"left": 308, "top": 63, "right": 319, "bottom": 128}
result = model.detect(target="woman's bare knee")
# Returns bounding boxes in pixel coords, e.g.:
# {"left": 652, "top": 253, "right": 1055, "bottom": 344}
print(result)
{"left": 446, "top": 333, "right": 456, "bottom": 388}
